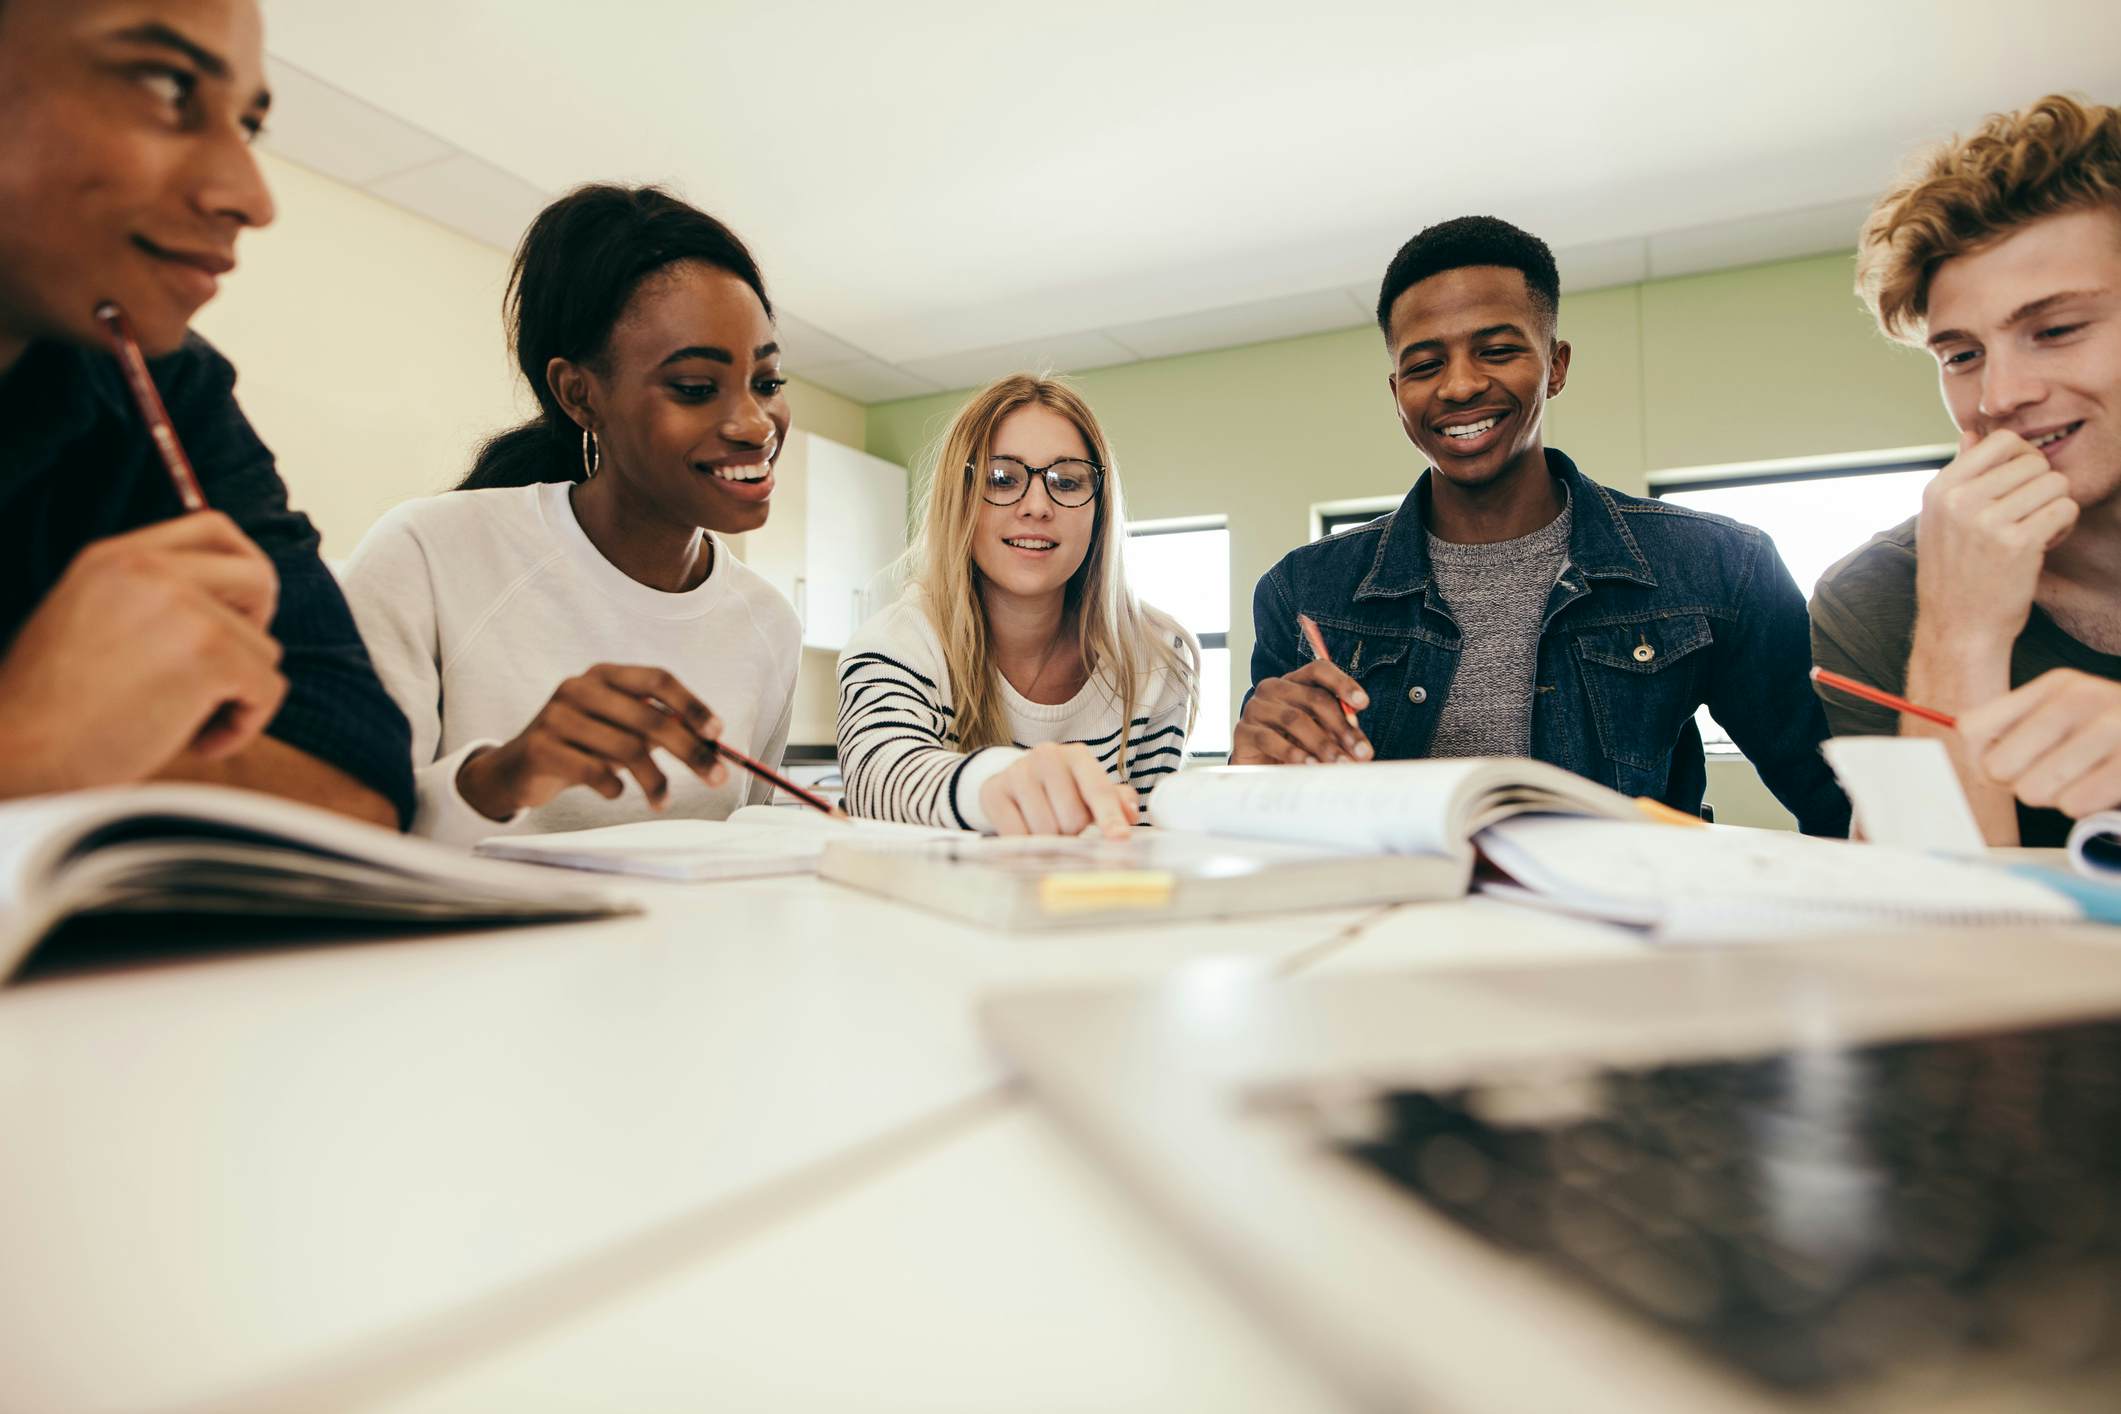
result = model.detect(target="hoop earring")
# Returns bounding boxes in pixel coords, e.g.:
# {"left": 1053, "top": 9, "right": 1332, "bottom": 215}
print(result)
{"left": 581, "top": 427, "right": 600, "bottom": 480}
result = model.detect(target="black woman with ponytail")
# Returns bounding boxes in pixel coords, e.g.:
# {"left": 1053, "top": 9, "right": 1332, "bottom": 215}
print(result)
{"left": 339, "top": 185, "right": 802, "bottom": 843}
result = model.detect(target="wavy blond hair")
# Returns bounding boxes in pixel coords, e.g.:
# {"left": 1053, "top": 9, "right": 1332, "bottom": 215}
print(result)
{"left": 905, "top": 374, "right": 1194, "bottom": 771}
{"left": 1858, "top": 93, "right": 2121, "bottom": 344}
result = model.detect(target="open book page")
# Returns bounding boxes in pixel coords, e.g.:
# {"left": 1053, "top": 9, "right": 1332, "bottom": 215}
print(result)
{"left": 724, "top": 806, "right": 959, "bottom": 840}
{"left": 1148, "top": 759, "right": 1635, "bottom": 855}
{"left": 1150, "top": 761, "right": 1490, "bottom": 854}
{"left": 478, "top": 813, "right": 961, "bottom": 880}
{"left": 1478, "top": 817, "right": 2080, "bottom": 941}
{"left": 0, "top": 785, "right": 631, "bottom": 982}
{"left": 0, "top": 784, "right": 630, "bottom": 897}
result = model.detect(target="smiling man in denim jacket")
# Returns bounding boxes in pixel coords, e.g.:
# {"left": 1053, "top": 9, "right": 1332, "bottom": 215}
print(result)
{"left": 1233, "top": 216, "right": 1849, "bottom": 835}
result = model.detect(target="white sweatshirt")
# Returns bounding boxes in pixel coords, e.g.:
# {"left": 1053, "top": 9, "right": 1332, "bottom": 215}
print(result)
{"left": 341, "top": 481, "right": 800, "bottom": 846}
{"left": 836, "top": 593, "right": 1198, "bottom": 831}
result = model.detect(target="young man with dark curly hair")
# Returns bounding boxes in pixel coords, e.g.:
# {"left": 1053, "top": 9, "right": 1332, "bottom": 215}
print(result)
{"left": 1234, "top": 215, "right": 1849, "bottom": 835}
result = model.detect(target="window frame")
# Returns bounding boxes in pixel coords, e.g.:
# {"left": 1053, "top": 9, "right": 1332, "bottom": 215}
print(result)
{"left": 1125, "top": 516, "right": 1228, "bottom": 651}
{"left": 1124, "top": 516, "right": 1234, "bottom": 758}
{"left": 1645, "top": 445, "right": 1952, "bottom": 498}
{"left": 1646, "top": 443, "right": 1953, "bottom": 757}
{"left": 1312, "top": 495, "right": 1400, "bottom": 541}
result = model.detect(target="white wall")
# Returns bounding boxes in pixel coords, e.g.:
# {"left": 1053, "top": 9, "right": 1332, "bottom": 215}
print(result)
{"left": 192, "top": 154, "right": 526, "bottom": 558}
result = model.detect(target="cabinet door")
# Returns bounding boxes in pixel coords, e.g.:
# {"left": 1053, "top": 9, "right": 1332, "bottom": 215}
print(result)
{"left": 803, "top": 438, "right": 908, "bottom": 650}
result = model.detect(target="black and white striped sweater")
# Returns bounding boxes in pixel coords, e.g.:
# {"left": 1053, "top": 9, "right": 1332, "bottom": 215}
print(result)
{"left": 836, "top": 596, "right": 1199, "bottom": 830}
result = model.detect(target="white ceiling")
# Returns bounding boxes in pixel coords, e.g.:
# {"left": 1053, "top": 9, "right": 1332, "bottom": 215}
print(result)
{"left": 257, "top": 0, "right": 2121, "bottom": 403}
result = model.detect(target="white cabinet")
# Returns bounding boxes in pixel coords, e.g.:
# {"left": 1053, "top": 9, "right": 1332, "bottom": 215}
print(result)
{"left": 741, "top": 429, "right": 909, "bottom": 652}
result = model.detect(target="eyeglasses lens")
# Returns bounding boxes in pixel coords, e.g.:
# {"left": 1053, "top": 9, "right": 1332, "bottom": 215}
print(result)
{"left": 1043, "top": 461, "right": 1096, "bottom": 505}
{"left": 981, "top": 458, "right": 1099, "bottom": 507}
{"left": 983, "top": 459, "right": 1029, "bottom": 503}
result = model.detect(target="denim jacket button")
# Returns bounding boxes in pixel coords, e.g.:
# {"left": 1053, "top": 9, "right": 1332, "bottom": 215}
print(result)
{"left": 1632, "top": 642, "right": 1656, "bottom": 664}
{"left": 1408, "top": 686, "right": 1428, "bottom": 704}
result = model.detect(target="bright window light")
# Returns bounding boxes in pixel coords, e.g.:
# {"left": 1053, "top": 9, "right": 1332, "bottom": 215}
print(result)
{"left": 1126, "top": 522, "right": 1231, "bottom": 754}
{"left": 1653, "top": 459, "right": 1942, "bottom": 752}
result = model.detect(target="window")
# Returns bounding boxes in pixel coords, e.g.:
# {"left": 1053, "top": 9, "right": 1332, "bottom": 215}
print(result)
{"left": 1314, "top": 497, "right": 1399, "bottom": 540}
{"left": 1124, "top": 519, "right": 1231, "bottom": 755}
{"left": 1650, "top": 448, "right": 1949, "bottom": 753}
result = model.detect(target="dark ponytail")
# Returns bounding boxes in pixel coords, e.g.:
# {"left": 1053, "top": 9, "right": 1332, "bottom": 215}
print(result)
{"left": 459, "top": 184, "right": 773, "bottom": 490}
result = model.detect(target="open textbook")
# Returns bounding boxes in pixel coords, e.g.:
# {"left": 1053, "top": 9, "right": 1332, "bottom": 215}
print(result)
{"left": 819, "top": 760, "right": 1646, "bottom": 928}
{"left": 1153, "top": 761, "right": 2118, "bottom": 937}
{"left": 0, "top": 785, "right": 633, "bottom": 982}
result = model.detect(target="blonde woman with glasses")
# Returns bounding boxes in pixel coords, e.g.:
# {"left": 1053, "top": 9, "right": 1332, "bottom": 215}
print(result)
{"left": 837, "top": 374, "right": 1198, "bottom": 836}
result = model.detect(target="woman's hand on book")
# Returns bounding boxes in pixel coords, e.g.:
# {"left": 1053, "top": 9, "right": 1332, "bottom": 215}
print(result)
{"left": 979, "top": 742, "right": 1137, "bottom": 839}
{"left": 1232, "top": 661, "right": 1373, "bottom": 765}
{"left": 457, "top": 665, "right": 729, "bottom": 822}
{"left": 0, "top": 514, "right": 286, "bottom": 796}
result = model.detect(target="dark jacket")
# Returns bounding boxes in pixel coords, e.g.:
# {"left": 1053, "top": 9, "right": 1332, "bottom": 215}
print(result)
{"left": 0, "top": 334, "right": 416, "bottom": 825}
{"left": 1248, "top": 449, "right": 1849, "bottom": 835}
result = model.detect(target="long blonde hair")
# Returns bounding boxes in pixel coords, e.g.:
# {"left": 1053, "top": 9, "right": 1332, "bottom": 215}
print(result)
{"left": 905, "top": 373, "right": 1194, "bottom": 772}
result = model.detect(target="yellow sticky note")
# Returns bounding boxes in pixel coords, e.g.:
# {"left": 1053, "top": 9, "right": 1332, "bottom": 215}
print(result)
{"left": 1038, "top": 870, "right": 1177, "bottom": 915}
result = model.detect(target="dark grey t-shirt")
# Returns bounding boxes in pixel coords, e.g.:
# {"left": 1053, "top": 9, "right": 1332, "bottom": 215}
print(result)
{"left": 1809, "top": 515, "right": 2121, "bottom": 846}
{"left": 1425, "top": 493, "right": 1574, "bottom": 758}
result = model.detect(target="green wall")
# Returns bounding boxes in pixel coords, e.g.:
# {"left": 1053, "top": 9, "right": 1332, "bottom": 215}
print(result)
{"left": 784, "top": 375, "right": 867, "bottom": 451}
{"left": 860, "top": 250, "right": 1956, "bottom": 826}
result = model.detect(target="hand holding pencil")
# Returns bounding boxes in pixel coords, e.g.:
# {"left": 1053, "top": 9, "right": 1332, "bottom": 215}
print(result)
{"left": 0, "top": 513, "right": 287, "bottom": 794}
{"left": 1813, "top": 663, "right": 2121, "bottom": 826}
{"left": 0, "top": 302, "right": 289, "bottom": 797}
{"left": 456, "top": 664, "right": 750, "bottom": 822}
{"left": 1230, "top": 613, "right": 1376, "bottom": 766}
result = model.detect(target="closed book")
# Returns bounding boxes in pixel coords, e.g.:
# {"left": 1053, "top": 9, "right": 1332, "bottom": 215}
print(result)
{"left": 820, "top": 758, "right": 1641, "bottom": 928}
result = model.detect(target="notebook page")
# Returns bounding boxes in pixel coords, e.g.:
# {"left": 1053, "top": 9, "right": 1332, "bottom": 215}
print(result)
{"left": 477, "top": 816, "right": 958, "bottom": 880}
{"left": 1820, "top": 737, "right": 1986, "bottom": 853}
{"left": 1149, "top": 761, "right": 1490, "bottom": 854}
{"left": 1478, "top": 818, "right": 2079, "bottom": 940}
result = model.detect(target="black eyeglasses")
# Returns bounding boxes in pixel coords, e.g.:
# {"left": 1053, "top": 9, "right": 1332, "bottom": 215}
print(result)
{"left": 971, "top": 455, "right": 1104, "bottom": 508}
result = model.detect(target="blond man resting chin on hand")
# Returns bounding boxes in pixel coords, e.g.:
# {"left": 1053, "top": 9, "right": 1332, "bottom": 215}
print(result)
{"left": 1810, "top": 94, "right": 2121, "bottom": 846}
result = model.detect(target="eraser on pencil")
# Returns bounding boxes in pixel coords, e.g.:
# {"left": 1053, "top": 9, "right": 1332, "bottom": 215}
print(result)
{"left": 1038, "top": 870, "right": 1176, "bottom": 915}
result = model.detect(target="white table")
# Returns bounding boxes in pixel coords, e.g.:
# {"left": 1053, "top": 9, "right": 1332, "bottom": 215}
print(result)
{"left": 0, "top": 880, "right": 1643, "bottom": 1413}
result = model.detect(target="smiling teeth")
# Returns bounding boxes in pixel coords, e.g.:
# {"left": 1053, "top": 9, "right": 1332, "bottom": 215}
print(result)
{"left": 711, "top": 464, "right": 769, "bottom": 482}
{"left": 2034, "top": 423, "right": 2081, "bottom": 449}
{"left": 1444, "top": 416, "right": 1500, "bottom": 439}
{"left": 1005, "top": 538, "right": 1056, "bottom": 550}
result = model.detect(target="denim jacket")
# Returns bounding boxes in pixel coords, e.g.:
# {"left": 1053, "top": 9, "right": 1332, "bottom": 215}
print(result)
{"left": 1247, "top": 449, "right": 1850, "bottom": 835}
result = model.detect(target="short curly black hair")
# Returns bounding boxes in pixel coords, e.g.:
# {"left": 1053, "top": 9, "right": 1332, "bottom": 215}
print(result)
{"left": 1375, "top": 215, "right": 1561, "bottom": 338}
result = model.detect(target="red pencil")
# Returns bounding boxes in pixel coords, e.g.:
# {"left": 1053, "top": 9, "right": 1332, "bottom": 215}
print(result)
{"left": 711, "top": 738, "right": 846, "bottom": 819}
{"left": 95, "top": 301, "right": 209, "bottom": 513}
{"left": 1810, "top": 666, "right": 1957, "bottom": 729}
{"left": 1296, "top": 613, "right": 1362, "bottom": 729}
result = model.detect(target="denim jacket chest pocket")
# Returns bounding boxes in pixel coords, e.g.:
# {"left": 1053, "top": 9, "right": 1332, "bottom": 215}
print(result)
{"left": 1572, "top": 613, "right": 1716, "bottom": 775}
{"left": 1310, "top": 620, "right": 1415, "bottom": 751}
